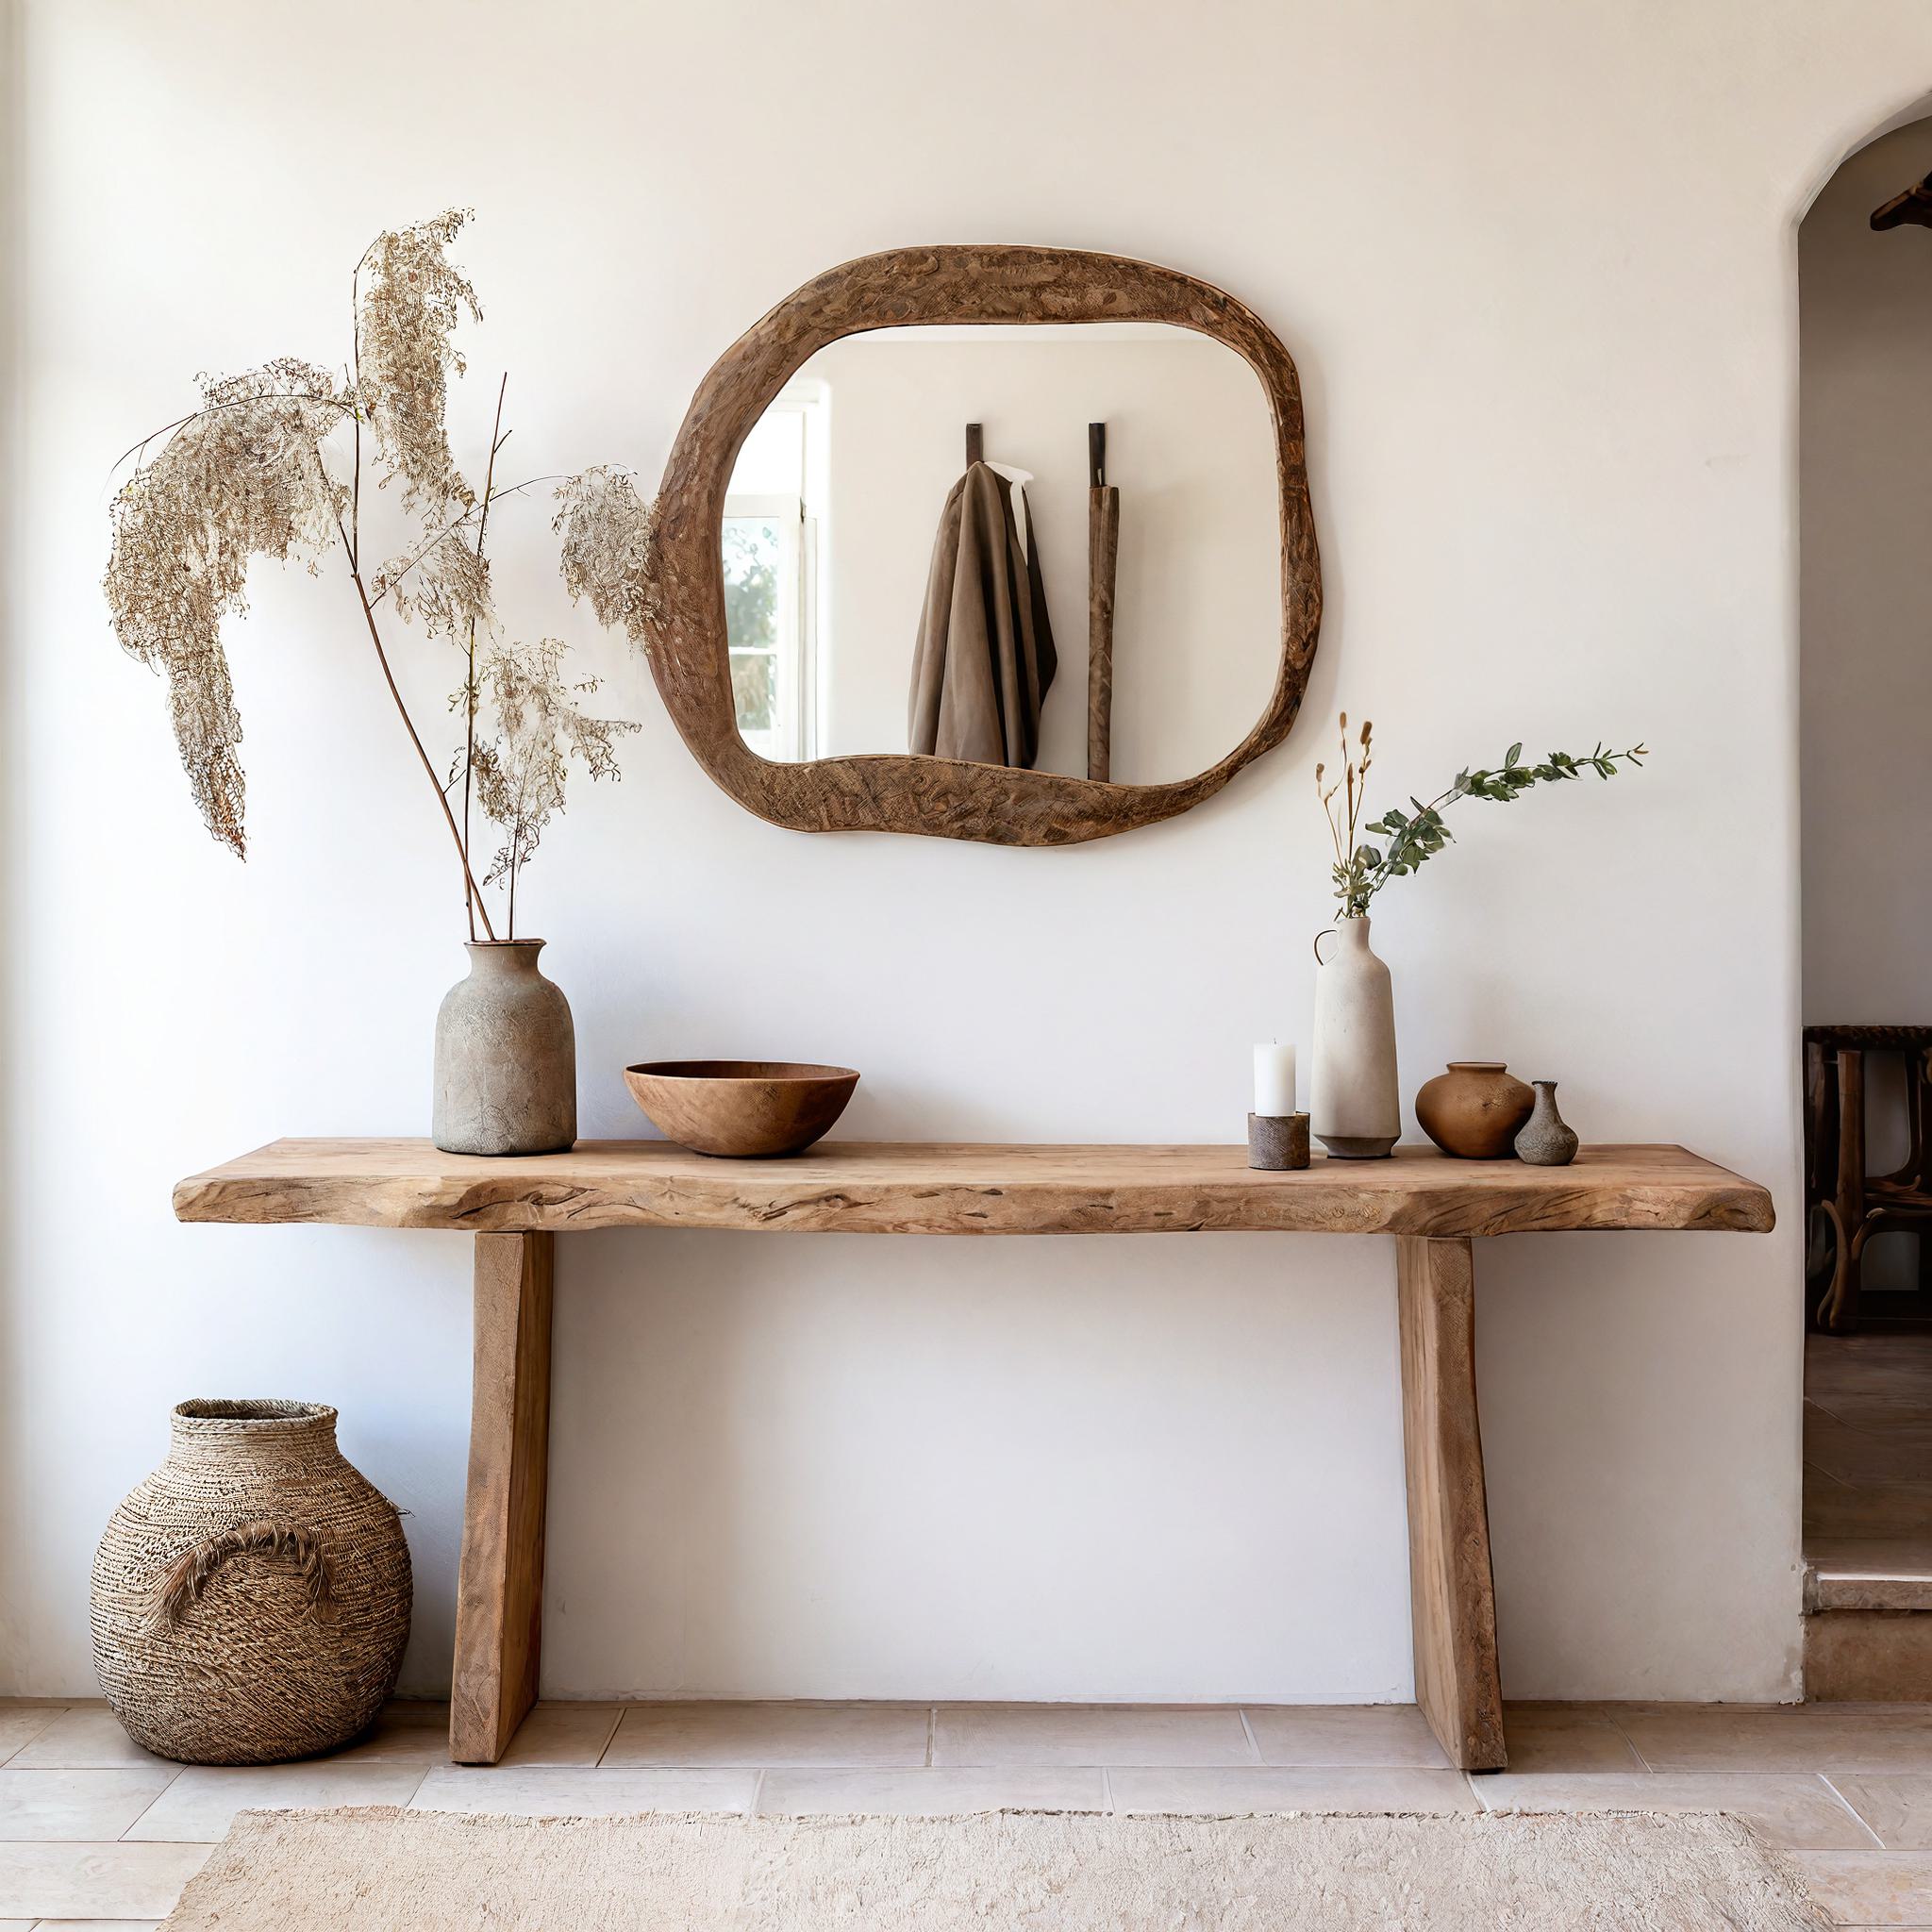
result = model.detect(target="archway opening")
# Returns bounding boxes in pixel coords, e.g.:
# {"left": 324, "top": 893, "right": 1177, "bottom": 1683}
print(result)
{"left": 1798, "top": 114, "right": 1932, "bottom": 1694}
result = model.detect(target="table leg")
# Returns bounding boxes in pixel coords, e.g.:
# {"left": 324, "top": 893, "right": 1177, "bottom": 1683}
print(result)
{"left": 450, "top": 1231, "right": 555, "bottom": 1765}
{"left": 1397, "top": 1234, "right": 1506, "bottom": 1772}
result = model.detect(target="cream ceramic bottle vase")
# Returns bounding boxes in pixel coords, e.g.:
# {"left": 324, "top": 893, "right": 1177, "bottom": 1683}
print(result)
{"left": 1310, "top": 915, "right": 1400, "bottom": 1158}
{"left": 432, "top": 939, "right": 577, "bottom": 1156}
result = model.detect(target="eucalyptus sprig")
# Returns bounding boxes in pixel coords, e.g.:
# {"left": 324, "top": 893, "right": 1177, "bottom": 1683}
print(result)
{"left": 1319, "top": 718, "right": 1647, "bottom": 919}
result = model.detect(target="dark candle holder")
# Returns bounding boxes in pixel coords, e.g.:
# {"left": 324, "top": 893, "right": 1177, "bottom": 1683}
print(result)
{"left": 1248, "top": 1111, "right": 1311, "bottom": 1171}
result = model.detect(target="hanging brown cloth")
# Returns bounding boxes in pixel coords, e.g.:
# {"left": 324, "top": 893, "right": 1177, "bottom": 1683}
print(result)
{"left": 908, "top": 462, "right": 1057, "bottom": 767}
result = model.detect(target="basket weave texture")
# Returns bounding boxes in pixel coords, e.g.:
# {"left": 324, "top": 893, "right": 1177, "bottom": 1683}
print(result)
{"left": 91, "top": 1399, "right": 412, "bottom": 1764}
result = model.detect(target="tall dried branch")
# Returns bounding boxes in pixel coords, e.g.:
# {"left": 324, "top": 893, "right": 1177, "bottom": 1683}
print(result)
{"left": 103, "top": 358, "right": 349, "bottom": 856}
{"left": 108, "top": 212, "right": 643, "bottom": 934}
{"left": 357, "top": 208, "right": 480, "bottom": 517}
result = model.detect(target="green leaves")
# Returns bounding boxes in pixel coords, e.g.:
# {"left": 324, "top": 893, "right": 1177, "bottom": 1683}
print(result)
{"left": 1324, "top": 736, "right": 1647, "bottom": 914}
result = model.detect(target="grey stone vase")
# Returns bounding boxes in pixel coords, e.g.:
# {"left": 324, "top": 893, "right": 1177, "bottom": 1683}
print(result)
{"left": 1514, "top": 1079, "right": 1580, "bottom": 1166}
{"left": 432, "top": 941, "right": 576, "bottom": 1156}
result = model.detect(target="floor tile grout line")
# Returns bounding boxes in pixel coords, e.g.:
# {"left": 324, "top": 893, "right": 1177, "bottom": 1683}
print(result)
{"left": 1603, "top": 1710, "right": 1657, "bottom": 1773}
{"left": 926, "top": 1708, "right": 937, "bottom": 1769}
{"left": 591, "top": 1707, "right": 624, "bottom": 1768}
{"left": 749, "top": 1769, "right": 766, "bottom": 1819}
{"left": 1101, "top": 1767, "right": 1116, "bottom": 1814}
{"left": 1238, "top": 1710, "right": 1263, "bottom": 1764}
{"left": 1817, "top": 1773, "right": 1888, "bottom": 1851}
{"left": 0, "top": 1707, "right": 68, "bottom": 1770}
{"left": 114, "top": 1762, "right": 185, "bottom": 1840}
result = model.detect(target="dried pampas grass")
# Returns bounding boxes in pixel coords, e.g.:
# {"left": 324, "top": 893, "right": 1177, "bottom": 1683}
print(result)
{"left": 105, "top": 210, "right": 657, "bottom": 937}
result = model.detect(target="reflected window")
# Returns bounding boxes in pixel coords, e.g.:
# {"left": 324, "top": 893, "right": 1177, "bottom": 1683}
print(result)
{"left": 722, "top": 502, "right": 802, "bottom": 758}
{"left": 724, "top": 384, "right": 824, "bottom": 760}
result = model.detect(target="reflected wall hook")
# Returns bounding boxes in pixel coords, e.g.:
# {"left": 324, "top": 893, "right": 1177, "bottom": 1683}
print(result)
{"left": 1872, "top": 170, "right": 1932, "bottom": 230}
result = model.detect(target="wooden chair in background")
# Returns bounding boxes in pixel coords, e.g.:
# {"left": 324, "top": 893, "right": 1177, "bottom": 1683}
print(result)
{"left": 1806, "top": 1024, "right": 1932, "bottom": 1332}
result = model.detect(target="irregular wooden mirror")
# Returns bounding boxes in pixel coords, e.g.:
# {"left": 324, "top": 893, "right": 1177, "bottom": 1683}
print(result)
{"left": 642, "top": 245, "right": 1321, "bottom": 845}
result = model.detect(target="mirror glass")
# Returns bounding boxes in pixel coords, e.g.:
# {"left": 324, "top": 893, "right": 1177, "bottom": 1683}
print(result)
{"left": 722, "top": 323, "right": 1280, "bottom": 787}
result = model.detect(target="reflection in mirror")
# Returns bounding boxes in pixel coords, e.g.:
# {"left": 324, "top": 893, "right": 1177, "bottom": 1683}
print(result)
{"left": 722, "top": 323, "right": 1279, "bottom": 787}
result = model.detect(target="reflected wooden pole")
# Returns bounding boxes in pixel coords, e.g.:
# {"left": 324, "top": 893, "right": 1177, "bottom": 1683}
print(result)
{"left": 1087, "top": 423, "right": 1119, "bottom": 783}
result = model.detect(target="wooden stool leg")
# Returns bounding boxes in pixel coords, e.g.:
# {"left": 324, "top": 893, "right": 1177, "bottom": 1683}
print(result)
{"left": 1397, "top": 1235, "right": 1506, "bottom": 1771}
{"left": 1911, "top": 1048, "right": 1932, "bottom": 1192}
{"left": 1822, "top": 1052, "right": 1868, "bottom": 1334}
{"left": 451, "top": 1231, "right": 555, "bottom": 1765}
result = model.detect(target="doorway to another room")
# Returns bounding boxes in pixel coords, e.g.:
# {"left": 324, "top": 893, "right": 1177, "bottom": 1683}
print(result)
{"left": 1799, "top": 118, "right": 1932, "bottom": 1696}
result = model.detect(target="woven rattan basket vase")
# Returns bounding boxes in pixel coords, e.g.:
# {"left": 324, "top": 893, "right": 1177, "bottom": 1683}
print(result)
{"left": 91, "top": 1400, "right": 412, "bottom": 1764}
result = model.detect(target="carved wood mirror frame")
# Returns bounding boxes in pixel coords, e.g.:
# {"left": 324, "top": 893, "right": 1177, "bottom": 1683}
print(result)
{"left": 641, "top": 244, "right": 1322, "bottom": 846}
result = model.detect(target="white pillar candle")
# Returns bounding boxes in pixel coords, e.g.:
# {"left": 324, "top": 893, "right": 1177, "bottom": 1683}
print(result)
{"left": 1254, "top": 1042, "right": 1296, "bottom": 1117}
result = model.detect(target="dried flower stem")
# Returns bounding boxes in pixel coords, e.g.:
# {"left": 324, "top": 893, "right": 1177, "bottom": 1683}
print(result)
{"left": 461, "top": 374, "right": 510, "bottom": 941}
{"left": 343, "top": 236, "right": 490, "bottom": 930}
{"left": 470, "top": 635, "right": 636, "bottom": 939}
{"left": 107, "top": 210, "right": 645, "bottom": 934}
{"left": 322, "top": 457, "right": 497, "bottom": 936}
{"left": 367, "top": 474, "right": 562, "bottom": 610}
{"left": 349, "top": 265, "right": 361, "bottom": 570}
{"left": 109, "top": 393, "right": 356, "bottom": 476}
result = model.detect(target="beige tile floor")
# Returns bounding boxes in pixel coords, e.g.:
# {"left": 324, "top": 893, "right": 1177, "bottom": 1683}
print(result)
{"left": 8, "top": 1697, "right": 1932, "bottom": 1925}
{"left": 1806, "top": 1331, "right": 1932, "bottom": 1582}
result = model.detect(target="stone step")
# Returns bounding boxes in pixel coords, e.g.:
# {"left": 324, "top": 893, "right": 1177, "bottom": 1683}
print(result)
{"left": 1806, "top": 1600, "right": 1932, "bottom": 1700}
{"left": 1807, "top": 1550, "right": 1932, "bottom": 1613}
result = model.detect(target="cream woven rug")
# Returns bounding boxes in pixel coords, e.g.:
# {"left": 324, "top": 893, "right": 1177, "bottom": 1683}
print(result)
{"left": 163, "top": 1805, "right": 1831, "bottom": 1930}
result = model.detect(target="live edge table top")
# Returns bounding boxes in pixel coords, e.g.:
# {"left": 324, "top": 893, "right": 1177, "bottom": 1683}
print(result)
{"left": 174, "top": 1140, "right": 1774, "bottom": 1240}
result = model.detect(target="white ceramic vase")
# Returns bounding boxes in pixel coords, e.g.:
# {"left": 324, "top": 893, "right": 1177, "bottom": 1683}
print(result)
{"left": 1310, "top": 915, "right": 1400, "bottom": 1158}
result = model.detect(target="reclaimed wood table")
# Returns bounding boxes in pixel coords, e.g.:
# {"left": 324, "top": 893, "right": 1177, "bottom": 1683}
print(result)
{"left": 173, "top": 1139, "right": 1773, "bottom": 1772}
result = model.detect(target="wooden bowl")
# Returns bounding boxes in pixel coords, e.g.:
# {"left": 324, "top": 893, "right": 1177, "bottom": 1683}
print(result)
{"left": 623, "top": 1059, "right": 859, "bottom": 1158}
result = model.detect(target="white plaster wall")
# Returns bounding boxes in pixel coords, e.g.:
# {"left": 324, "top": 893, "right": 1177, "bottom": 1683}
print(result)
{"left": 791, "top": 328, "right": 1279, "bottom": 784}
{"left": 4, "top": 0, "right": 1926, "bottom": 1704}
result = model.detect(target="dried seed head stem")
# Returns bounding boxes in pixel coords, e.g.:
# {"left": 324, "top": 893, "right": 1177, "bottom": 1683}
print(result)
{"left": 106, "top": 209, "right": 650, "bottom": 937}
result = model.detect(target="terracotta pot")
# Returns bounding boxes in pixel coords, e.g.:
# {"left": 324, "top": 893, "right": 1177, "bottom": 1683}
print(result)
{"left": 1414, "top": 1061, "right": 1534, "bottom": 1159}
{"left": 432, "top": 940, "right": 576, "bottom": 1156}
{"left": 625, "top": 1060, "right": 859, "bottom": 1158}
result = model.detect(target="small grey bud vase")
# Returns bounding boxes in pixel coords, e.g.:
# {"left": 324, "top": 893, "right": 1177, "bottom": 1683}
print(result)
{"left": 1514, "top": 1079, "right": 1579, "bottom": 1166}
{"left": 432, "top": 940, "right": 576, "bottom": 1156}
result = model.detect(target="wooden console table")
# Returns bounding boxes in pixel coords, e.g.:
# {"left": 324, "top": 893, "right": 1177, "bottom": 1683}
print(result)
{"left": 173, "top": 1139, "right": 1772, "bottom": 1773}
